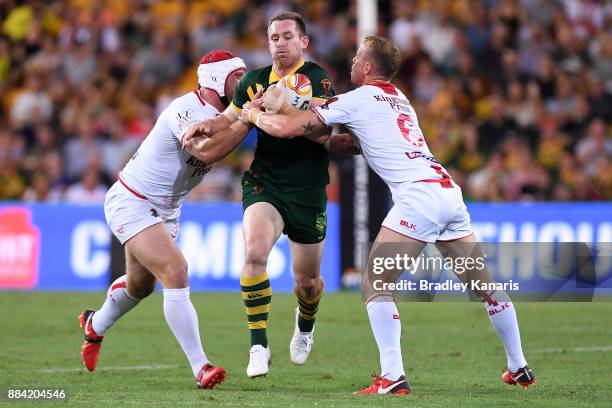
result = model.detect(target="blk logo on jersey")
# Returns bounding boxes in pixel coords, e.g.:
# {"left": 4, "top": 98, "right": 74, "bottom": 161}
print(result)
{"left": 150, "top": 208, "right": 159, "bottom": 218}
{"left": 400, "top": 220, "right": 416, "bottom": 230}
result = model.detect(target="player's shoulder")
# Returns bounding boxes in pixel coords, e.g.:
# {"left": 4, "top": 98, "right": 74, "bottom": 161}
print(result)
{"left": 338, "top": 86, "right": 369, "bottom": 101}
{"left": 162, "top": 91, "right": 215, "bottom": 129}
{"left": 161, "top": 92, "right": 201, "bottom": 119}
{"left": 301, "top": 62, "right": 334, "bottom": 98}
{"left": 241, "top": 66, "right": 272, "bottom": 85}
{"left": 362, "top": 82, "right": 404, "bottom": 97}
{"left": 301, "top": 61, "right": 332, "bottom": 77}
{"left": 166, "top": 91, "right": 199, "bottom": 111}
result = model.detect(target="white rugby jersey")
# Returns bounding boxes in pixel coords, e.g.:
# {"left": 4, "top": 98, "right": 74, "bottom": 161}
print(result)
{"left": 119, "top": 91, "right": 218, "bottom": 211}
{"left": 313, "top": 82, "right": 452, "bottom": 202}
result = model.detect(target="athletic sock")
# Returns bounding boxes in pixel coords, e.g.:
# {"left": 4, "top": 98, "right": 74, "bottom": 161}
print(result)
{"left": 92, "top": 276, "right": 140, "bottom": 336}
{"left": 240, "top": 273, "right": 272, "bottom": 348}
{"left": 296, "top": 290, "right": 322, "bottom": 333}
{"left": 366, "top": 299, "right": 405, "bottom": 381}
{"left": 163, "top": 287, "right": 209, "bottom": 377}
{"left": 481, "top": 290, "right": 528, "bottom": 372}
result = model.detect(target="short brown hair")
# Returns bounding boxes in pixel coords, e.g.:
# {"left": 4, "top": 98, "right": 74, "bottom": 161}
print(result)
{"left": 268, "top": 11, "right": 307, "bottom": 37}
{"left": 363, "top": 36, "right": 401, "bottom": 80}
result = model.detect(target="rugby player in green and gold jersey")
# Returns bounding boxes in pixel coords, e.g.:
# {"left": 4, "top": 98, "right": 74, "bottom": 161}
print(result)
{"left": 181, "top": 11, "right": 359, "bottom": 378}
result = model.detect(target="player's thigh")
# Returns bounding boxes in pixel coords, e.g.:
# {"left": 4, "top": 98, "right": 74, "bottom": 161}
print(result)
{"left": 435, "top": 233, "right": 494, "bottom": 296}
{"left": 242, "top": 201, "right": 285, "bottom": 261}
{"left": 283, "top": 187, "right": 328, "bottom": 245}
{"left": 438, "top": 182, "right": 473, "bottom": 242}
{"left": 124, "top": 246, "right": 157, "bottom": 299}
{"left": 362, "top": 225, "right": 427, "bottom": 299}
{"left": 381, "top": 201, "right": 440, "bottom": 243}
{"left": 124, "top": 222, "right": 187, "bottom": 287}
{"left": 289, "top": 239, "right": 324, "bottom": 280}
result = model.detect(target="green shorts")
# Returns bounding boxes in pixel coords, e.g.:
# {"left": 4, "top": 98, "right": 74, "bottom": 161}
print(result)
{"left": 241, "top": 172, "right": 327, "bottom": 244}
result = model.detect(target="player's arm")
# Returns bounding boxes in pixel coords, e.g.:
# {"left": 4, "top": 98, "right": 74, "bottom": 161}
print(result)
{"left": 244, "top": 103, "right": 327, "bottom": 139}
{"left": 183, "top": 119, "right": 251, "bottom": 164}
{"left": 251, "top": 91, "right": 361, "bottom": 154}
{"left": 324, "top": 126, "right": 361, "bottom": 155}
{"left": 182, "top": 70, "right": 259, "bottom": 142}
{"left": 181, "top": 105, "right": 240, "bottom": 144}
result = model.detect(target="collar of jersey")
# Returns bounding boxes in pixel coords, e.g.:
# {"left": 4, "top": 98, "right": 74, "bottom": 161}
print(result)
{"left": 269, "top": 59, "right": 305, "bottom": 83}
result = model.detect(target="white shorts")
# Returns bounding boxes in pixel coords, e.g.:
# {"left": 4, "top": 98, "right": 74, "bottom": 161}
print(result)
{"left": 382, "top": 180, "right": 472, "bottom": 243}
{"left": 104, "top": 181, "right": 180, "bottom": 245}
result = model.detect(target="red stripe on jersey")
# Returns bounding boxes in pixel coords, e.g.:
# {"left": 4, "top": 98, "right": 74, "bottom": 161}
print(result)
{"left": 365, "top": 81, "right": 398, "bottom": 95}
{"left": 419, "top": 165, "right": 453, "bottom": 188}
{"left": 419, "top": 178, "right": 454, "bottom": 188}
{"left": 118, "top": 174, "right": 147, "bottom": 199}
{"left": 194, "top": 90, "right": 207, "bottom": 107}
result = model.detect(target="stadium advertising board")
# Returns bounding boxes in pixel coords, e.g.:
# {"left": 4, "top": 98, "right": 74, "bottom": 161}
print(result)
{"left": 0, "top": 203, "right": 341, "bottom": 292}
{"left": 0, "top": 202, "right": 609, "bottom": 293}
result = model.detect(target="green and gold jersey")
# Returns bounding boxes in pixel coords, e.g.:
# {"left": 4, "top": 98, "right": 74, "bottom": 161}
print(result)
{"left": 231, "top": 60, "right": 335, "bottom": 192}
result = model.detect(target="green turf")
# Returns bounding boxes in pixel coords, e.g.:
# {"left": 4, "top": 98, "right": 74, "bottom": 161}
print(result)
{"left": 1, "top": 292, "right": 611, "bottom": 407}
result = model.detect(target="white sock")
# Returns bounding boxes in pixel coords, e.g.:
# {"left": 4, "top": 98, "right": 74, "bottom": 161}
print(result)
{"left": 92, "top": 276, "right": 140, "bottom": 336}
{"left": 366, "top": 299, "right": 405, "bottom": 381}
{"left": 481, "top": 291, "right": 528, "bottom": 372}
{"left": 163, "top": 287, "right": 209, "bottom": 377}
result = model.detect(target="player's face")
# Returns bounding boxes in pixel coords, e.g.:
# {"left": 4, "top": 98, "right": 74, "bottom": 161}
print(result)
{"left": 350, "top": 44, "right": 370, "bottom": 85}
{"left": 225, "top": 68, "right": 245, "bottom": 101}
{"left": 268, "top": 20, "right": 308, "bottom": 69}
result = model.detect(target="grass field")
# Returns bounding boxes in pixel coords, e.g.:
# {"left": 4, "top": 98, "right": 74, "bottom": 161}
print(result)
{"left": 1, "top": 292, "right": 611, "bottom": 407}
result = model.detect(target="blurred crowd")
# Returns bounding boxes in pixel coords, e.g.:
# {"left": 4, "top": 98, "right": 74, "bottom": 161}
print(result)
{"left": 0, "top": 0, "right": 610, "bottom": 203}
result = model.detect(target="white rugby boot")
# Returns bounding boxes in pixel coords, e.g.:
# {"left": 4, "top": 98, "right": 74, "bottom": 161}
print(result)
{"left": 246, "top": 344, "right": 271, "bottom": 378}
{"left": 289, "top": 307, "right": 315, "bottom": 365}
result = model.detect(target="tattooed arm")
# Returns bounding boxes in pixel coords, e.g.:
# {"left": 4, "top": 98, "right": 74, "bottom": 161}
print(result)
{"left": 241, "top": 103, "right": 330, "bottom": 140}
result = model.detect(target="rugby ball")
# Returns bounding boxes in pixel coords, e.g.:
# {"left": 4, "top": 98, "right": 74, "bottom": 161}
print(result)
{"left": 278, "top": 73, "right": 312, "bottom": 110}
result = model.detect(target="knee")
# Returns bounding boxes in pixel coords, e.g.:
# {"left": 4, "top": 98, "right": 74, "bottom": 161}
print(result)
{"left": 295, "top": 274, "right": 322, "bottom": 299}
{"left": 244, "top": 241, "right": 270, "bottom": 268}
{"left": 161, "top": 260, "right": 188, "bottom": 288}
{"left": 295, "top": 275, "right": 317, "bottom": 292}
{"left": 360, "top": 273, "right": 375, "bottom": 298}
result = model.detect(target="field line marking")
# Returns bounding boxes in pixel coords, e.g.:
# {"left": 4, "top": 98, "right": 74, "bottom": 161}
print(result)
{"left": 0, "top": 364, "right": 181, "bottom": 374}
{"left": 530, "top": 345, "right": 612, "bottom": 353}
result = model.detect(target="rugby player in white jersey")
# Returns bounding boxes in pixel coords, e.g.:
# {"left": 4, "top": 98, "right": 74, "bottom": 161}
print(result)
{"left": 78, "top": 50, "right": 250, "bottom": 389}
{"left": 241, "top": 36, "right": 536, "bottom": 395}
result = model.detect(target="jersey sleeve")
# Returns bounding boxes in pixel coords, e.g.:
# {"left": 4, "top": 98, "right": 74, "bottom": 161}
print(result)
{"left": 308, "top": 65, "right": 336, "bottom": 101}
{"left": 230, "top": 70, "right": 257, "bottom": 113}
{"left": 312, "top": 90, "right": 358, "bottom": 127}
{"left": 166, "top": 101, "right": 199, "bottom": 142}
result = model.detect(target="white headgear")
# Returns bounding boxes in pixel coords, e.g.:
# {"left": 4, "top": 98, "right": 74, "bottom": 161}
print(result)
{"left": 197, "top": 50, "right": 246, "bottom": 98}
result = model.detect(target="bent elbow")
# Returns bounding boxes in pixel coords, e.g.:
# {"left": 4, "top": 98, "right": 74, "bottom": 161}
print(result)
{"left": 198, "top": 150, "right": 219, "bottom": 165}
{"left": 188, "top": 147, "right": 216, "bottom": 165}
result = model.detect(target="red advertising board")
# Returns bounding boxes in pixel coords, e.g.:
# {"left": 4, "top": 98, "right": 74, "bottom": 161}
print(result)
{"left": 0, "top": 207, "right": 40, "bottom": 289}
